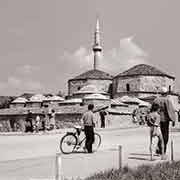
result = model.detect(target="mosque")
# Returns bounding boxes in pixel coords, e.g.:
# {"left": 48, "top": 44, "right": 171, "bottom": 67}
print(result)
{"left": 68, "top": 19, "right": 177, "bottom": 102}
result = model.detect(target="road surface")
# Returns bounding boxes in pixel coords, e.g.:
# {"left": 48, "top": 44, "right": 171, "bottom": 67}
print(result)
{"left": 0, "top": 126, "right": 180, "bottom": 180}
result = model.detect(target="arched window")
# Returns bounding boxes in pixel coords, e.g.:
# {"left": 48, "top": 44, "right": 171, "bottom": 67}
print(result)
{"left": 126, "top": 84, "right": 130, "bottom": 92}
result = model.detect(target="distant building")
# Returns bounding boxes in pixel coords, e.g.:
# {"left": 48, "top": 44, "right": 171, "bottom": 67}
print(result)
{"left": 26, "top": 94, "right": 46, "bottom": 108}
{"left": 10, "top": 97, "right": 27, "bottom": 108}
{"left": 43, "top": 95, "right": 64, "bottom": 106}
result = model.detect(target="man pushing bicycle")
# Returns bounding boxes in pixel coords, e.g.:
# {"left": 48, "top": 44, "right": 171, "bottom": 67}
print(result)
{"left": 81, "top": 104, "right": 95, "bottom": 153}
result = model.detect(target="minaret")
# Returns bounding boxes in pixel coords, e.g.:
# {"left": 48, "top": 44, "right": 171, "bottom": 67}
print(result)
{"left": 93, "top": 18, "right": 102, "bottom": 70}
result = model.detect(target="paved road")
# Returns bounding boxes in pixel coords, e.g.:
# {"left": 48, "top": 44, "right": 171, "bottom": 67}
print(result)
{"left": 0, "top": 126, "right": 180, "bottom": 180}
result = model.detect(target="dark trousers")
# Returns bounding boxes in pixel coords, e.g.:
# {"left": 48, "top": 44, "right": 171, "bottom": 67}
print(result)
{"left": 25, "top": 121, "right": 33, "bottom": 133}
{"left": 158, "top": 121, "right": 169, "bottom": 154}
{"left": 42, "top": 121, "right": 46, "bottom": 131}
{"left": 101, "top": 118, "right": 105, "bottom": 128}
{"left": 84, "top": 126, "right": 94, "bottom": 153}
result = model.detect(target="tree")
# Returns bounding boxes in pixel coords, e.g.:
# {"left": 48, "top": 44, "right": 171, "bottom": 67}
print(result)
{"left": 0, "top": 96, "right": 16, "bottom": 109}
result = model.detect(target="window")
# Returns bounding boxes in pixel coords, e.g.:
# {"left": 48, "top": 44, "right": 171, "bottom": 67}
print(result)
{"left": 126, "top": 84, "right": 130, "bottom": 91}
{"left": 77, "top": 86, "right": 81, "bottom": 90}
{"left": 169, "top": 85, "right": 171, "bottom": 93}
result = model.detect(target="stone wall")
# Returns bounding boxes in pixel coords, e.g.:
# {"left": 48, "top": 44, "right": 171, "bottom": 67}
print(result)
{"left": 10, "top": 103, "right": 25, "bottom": 108}
{"left": 26, "top": 102, "right": 42, "bottom": 108}
{"left": 68, "top": 79, "right": 112, "bottom": 96}
{"left": 113, "top": 75, "right": 175, "bottom": 98}
{"left": 68, "top": 79, "right": 87, "bottom": 96}
{"left": 0, "top": 115, "right": 31, "bottom": 132}
{"left": 113, "top": 76, "right": 141, "bottom": 94}
{"left": 55, "top": 113, "right": 82, "bottom": 129}
{"left": 0, "top": 113, "right": 83, "bottom": 132}
{"left": 105, "top": 114, "right": 136, "bottom": 128}
{"left": 139, "top": 76, "right": 174, "bottom": 92}
{"left": 83, "top": 99, "right": 111, "bottom": 107}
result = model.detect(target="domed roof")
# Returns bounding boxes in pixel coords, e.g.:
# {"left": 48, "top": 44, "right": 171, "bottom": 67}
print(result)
{"left": 74, "top": 84, "right": 107, "bottom": 95}
{"left": 138, "top": 100, "right": 150, "bottom": 107}
{"left": 83, "top": 93, "right": 109, "bottom": 100}
{"left": 120, "top": 96, "right": 141, "bottom": 104}
{"left": 111, "top": 98, "right": 128, "bottom": 107}
{"left": 45, "top": 95, "right": 64, "bottom": 101}
{"left": 69, "top": 69, "right": 113, "bottom": 81}
{"left": 115, "top": 64, "right": 174, "bottom": 79}
{"left": 59, "top": 98, "right": 82, "bottom": 104}
{"left": 11, "top": 97, "right": 27, "bottom": 103}
{"left": 29, "top": 94, "right": 47, "bottom": 102}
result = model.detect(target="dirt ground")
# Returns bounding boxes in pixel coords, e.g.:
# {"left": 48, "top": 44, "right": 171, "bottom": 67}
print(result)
{"left": 0, "top": 125, "right": 180, "bottom": 180}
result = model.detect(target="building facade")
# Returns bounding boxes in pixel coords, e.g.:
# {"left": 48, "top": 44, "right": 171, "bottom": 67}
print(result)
{"left": 112, "top": 64, "right": 176, "bottom": 99}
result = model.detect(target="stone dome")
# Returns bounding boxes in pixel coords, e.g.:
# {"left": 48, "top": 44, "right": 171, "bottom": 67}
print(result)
{"left": 71, "top": 69, "right": 113, "bottom": 81}
{"left": 115, "top": 64, "right": 174, "bottom": 79}
{"left": 11, "top": 97, "right": 27, "bottom": 103}
{"left": 29, "top": 94, "right": 47, "bottom": 102}
{"left": 45, "top": 95, "right": 64, "bottom": 101}
{"left": 83, "top": 93, "right": 109, "bottom": 100}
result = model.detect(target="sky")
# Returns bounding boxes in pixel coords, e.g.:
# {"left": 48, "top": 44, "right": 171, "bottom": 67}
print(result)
{"left": 0, "top": 0, "right": 180, "bottom": 96}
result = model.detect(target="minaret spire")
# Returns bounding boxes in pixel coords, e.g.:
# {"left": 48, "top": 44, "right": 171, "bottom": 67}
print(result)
{"left": 93, "top": 17, "right": 102, "bottom": 70}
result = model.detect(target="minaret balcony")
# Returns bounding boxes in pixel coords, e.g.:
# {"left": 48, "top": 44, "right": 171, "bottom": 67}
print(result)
{"left": 93, "top": 45, "right": 102, "bottom": 51}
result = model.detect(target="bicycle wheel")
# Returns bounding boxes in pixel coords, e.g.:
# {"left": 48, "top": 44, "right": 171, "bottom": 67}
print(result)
{"left": 92, "top": 133, "right": 101, "bottom": 151}
{"left": 60, "top": 134, "right": 77, "bottom": 154}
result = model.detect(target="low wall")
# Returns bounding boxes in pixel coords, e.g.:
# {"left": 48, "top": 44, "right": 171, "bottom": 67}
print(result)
{"left": 55, "top": 113, "right": 82, "bottom": 129}
{"left": 94, "top": 113, "right": 135, "bottom": 128}
{"left": 0, "top": 114, "right": 36, "bottom": 132}
{"left": 0, "top": 113, "right": 83, "bottom": 132}
{"left": 0, "top": 112, "right": 136, "bottom": 132}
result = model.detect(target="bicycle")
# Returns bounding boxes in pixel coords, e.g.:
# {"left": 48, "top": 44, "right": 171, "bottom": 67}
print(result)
{"left": 60, "top": 125, "right": 101, "bottom": 154}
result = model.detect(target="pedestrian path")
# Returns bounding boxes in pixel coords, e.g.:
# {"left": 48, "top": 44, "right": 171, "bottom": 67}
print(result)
{"left": 0, "top": 124, "right": 140, "bottom": 136}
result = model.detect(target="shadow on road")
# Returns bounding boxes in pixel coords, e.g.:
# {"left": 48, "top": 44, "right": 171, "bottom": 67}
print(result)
{"left": 128, "top": 156, "right": 150, "bottom": 161}
{"left": 130, "top": 153, "right": 150, "bottom": 156}
{"left": 130, "top": 153, "right": 160, "bottom": 157}
{"left": 72, "top": 151, "right": 87, "bottom": 154}
{"left": 128, "top": 153, "right": 153, "bottom": 161}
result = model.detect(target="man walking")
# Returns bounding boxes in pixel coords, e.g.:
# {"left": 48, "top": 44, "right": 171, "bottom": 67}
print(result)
{"left": 81, "top": 104, "right": 95, "bottom": 153}
{"left": 99, "top": 110, "right": 107, "bottom": 128}
{"left": 152, "top": 87, "right": 176, "bottom": 155}
{"left": 25, "top": 110, "right": 33, "bottom": 133}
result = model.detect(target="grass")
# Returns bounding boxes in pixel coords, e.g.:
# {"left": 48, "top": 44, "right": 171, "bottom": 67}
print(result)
{"left": 65, "top": 161, "right": 180, "bottom": 180}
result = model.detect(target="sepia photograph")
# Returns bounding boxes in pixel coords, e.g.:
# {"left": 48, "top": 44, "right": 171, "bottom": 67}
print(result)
{"left": 0, "top": 0, "right": 180, "bottom": 180}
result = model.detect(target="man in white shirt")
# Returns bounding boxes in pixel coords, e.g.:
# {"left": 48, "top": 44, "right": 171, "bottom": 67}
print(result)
{"left": 81, "top": 104, "right": 95, "bottom": 153}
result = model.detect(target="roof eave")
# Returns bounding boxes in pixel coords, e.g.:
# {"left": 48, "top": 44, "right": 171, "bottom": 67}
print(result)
{"left": 69, "top": 77, "right": 113, "bottom": 82}
{"left": 114, "top": 74, "right": 175, "bottom": 80}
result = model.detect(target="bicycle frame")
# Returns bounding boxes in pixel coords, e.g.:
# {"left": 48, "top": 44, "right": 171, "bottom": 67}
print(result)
{"left": 66, "top": 128, "right": 85, "bottom": 150}
{"left": 60, "top": 126, "right": 101, "bottom": 154}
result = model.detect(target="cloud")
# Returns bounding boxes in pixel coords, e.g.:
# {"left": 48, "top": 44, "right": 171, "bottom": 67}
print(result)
{"left": 62, "top": 47, "right": 93, "bottom": 69}
{"left": 101, "top": 37, "right": 148, "bottom": 74}
{"left": 8, "top": 77, "right": 43, "bottom": 90}
{"left": 16, "top": 65, "right": 38, "bottom": 75}
{"left": 61, "top": 36, "right": 148, "bottom": 76}
{"left": 0, "top": 76, "right": 44, "bottom": 95}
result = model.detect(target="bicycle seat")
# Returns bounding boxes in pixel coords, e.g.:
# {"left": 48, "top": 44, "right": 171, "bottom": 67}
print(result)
{"left": 74, "top": 125, "right": 82, "bottom": 129}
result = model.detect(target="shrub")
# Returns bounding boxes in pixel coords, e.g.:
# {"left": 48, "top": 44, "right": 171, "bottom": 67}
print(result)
{"left": 79, "top": 160, "right": 180, "bottom": 180}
